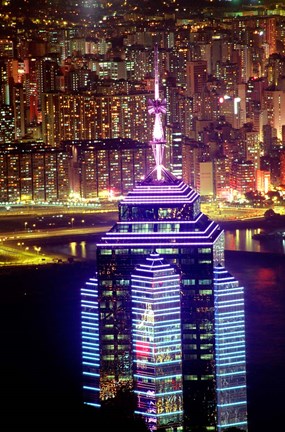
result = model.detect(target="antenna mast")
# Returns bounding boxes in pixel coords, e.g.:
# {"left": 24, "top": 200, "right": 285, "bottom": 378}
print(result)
{"left": 148, "top": 43, "right": 166, "bottom": 181}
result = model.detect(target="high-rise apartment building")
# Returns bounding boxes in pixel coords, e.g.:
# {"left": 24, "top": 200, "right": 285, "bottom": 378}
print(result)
{"left": 279, "top": 150, "right": 285, "bottom": 186}
{"left": 0, "top": 105, "right": 14, "bottom": 143}
{"left": 231, "top": 159, "right": 255, "bottom": 196}
{"left": 263, "top": 88, "right": 285, "bottom": 140}
{"left": 81, "top": 44, "right": 248, "bottom": 432}
{"left": 42, "top": 91, "right": 153, "bottom": 147}
{"left": 186, "top": 60, "right": 208, "bottom": 98}
{"left": 0, "top": 142, "right": 69, "bottom": 203}
{"left": 64, "top": 138, "right": 152, "bottom": 200}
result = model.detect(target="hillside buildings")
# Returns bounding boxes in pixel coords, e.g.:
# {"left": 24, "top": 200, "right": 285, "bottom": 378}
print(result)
{"left": 1, "top": 4, "right": 285, "bottom": 202}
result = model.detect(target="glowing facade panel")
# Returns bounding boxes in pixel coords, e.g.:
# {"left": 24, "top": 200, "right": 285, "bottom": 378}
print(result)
{"left": 132, "top": 253, "right": 183, "bottom": 430}
{"left": 214, "top": 265, "right": 248, "bottom": 431}
{"left": 81, "top": 277, "right": 101, "bottom": 408}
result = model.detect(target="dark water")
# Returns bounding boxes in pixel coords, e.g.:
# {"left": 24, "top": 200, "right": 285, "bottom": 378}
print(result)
{"left": 226, "top": 251, "right": 285, "bottom": 432}
{"left": 38, "top": 228, "right": 285, "bottom": 259}
{"left": 0, "top": 241, "right": 284, "bottom": 431}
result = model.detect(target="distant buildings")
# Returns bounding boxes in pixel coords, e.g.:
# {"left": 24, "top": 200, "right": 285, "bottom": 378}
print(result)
{"left": 0, "top": 142, "right": 69, "bottom": 203}
{"left": 0, "top": 3, "right": 285, "bottom": 201}
{"left": 64, "top": 138, "right": 152, "bottom": 200}
{"left": 0, "top": 138, "right": 152, "bottom": 202}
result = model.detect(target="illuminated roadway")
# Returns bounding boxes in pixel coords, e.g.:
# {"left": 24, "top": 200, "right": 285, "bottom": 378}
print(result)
{"left": 1, "top": 226, "right": 113, "bottom": 242}
{"left": 0, "top": 203, "right": 283, "bottom": 266}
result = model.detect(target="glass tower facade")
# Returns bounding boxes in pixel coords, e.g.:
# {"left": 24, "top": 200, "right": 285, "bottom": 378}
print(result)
{"left": 81, "top": 277, "right": 101, "bottom": 407}
{"left": 214, "top": 265, "right": 248, "bottom": 431}
{"left": 89, "top": 165, "right": 228, "bottom": 430}
{"left": 132, "top": 252, "right": 183, "bottom": 431}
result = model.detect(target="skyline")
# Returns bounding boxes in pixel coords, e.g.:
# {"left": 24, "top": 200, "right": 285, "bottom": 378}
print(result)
{"left": 1, "top": 1, "right": 285, "bottom": 204}
{"left": 0, "top": 2, "right": 284, "bottom": 432}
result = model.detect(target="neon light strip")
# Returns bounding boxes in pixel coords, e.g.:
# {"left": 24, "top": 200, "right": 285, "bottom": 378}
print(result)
{"left": 97, "top": 241, "right": 217, "bottom": 247}
{"left": 134, "top": 374, "right": 181, "bottom": 380}
{"left": 106, "top": 221, "right": 216, "bottom": 237}
{"left": 216, "top": 322, "right": 244, "bottom": 328}
{"left": 83, "top": 386, "right": 100, "bottom": 391}
{"left": 82, "top": 361, "right": 99, "bottom": 366}
{"left": 134, "top": 359, "right": 181, "bottom": 365}
{"left": 82, "top": 342, "right": 99, "bottom": 347}
{"left": 217, "top": 401, "right": 246, "bottom": 407}
{"left": 135, "top": 389, "right": 182, "bottom": 396}
{"left": 123, "top": 182, "right": 193, "bottom": 193}
{"left": 216, "top": 357, "right": 245, "bottom": 367}
{"left": 215, "top": 288, "right": 244, "bottom": 294}
{"left": 134, "top": 410, "right": 183, "bottom": 417}
{"left": 217, "top": 371, "right": 246, "bottom": 377}
{"left": 122, "top": 197, "right": 198, "bottom": 204}
{"left": 218, "top": 422, "right": 247, "bottom": 428}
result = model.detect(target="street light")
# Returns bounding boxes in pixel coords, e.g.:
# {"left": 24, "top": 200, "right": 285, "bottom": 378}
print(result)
{"left": 71, "top": 217, "right": 74, "bottom": 228}
{"left": 34, "top": 246, "right": 41, "bottom": 254}
{"left": 24, "top": 221, "right": 28, "bottom": 231}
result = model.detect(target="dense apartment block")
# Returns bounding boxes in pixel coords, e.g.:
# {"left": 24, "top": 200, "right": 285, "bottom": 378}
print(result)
{"left": 0, "top": 142, "right": 69, "bottom": 203}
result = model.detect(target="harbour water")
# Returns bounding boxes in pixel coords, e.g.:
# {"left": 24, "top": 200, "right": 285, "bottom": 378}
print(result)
{"left": 37, "top": 227, "right": 285, "bottom": 259}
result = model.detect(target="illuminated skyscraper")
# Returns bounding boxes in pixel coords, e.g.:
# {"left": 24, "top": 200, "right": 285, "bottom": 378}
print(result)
{"left": 81, "top": 277, "right": 100, "bottom": 407}
{"left": 81, "top": 44, "right": 248, "bottom": 431}
{"left": 132, "top": 252, "right": 183, "bottom": 431}
{"left": 213, "top": 265, "right": 248, "bottom": 432}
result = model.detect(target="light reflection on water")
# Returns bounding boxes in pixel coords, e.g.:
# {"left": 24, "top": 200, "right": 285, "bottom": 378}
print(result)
{"left": 42, "top": 228, "right": 285, "bottom": 259}
{"left": 225, "top": 228, "right": 285, "bottom": 254}
{"left": 69, "top": 241, "right": 87, "bottom": 259}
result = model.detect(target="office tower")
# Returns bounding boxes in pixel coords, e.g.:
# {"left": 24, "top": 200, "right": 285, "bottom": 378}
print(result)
{"left": 199, "top": 161, "right": 214, "bottom": 197}
{"left": 231, "top": 159, "right": 255, "bottom": 197}
{"left": 12, "top": 83, "right": 25, "bottom": 140}
{"left": 81, "top": 44, "right": 248, "bottom": 431}
{"left": 263, "top": 88, "right": 285, "bottom": 140}
{"left": 0, "top": 105, "right": 14, "bottom": 143}
{"left": 185, "top": 60, "right": 207, "bottom": 98}
{"left": 280, "top": 150, "right": 285, "bottom": 186}
{"left": 131, "top": 252, "right": 183, "bottom": 431}
{"left": 256, "top": 169, "right": 271, "bottom": 193}
{"left": 81, "top": 277, "right": 101, "bottom": 408}
{"left": 0, "top": 38, "right": 14, "bottom": 58}
{"left": 213, "top": 156, "right": 231, "bottom": 201}
{"left": 245, "top": 130, "right": 261, "bottom": 170}
{"left": 213, "top": 265, "right": 248, "bottom": 431}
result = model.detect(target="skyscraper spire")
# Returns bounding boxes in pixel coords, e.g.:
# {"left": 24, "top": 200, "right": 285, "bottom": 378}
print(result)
{"left": 148, "top": 43, "right": 167, "bottom": 181}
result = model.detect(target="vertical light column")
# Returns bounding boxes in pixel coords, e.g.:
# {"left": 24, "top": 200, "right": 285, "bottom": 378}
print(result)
{"left": 81, "top": 277, "right": 101, "bottom": 408}
{"left": 147, "top": 44, "right": 167, "bottom": 180}
{"left": 214, "top": 265, "right": 248, "bottom": 431}
{"left": 131, "top": 252, "right": 183, "bottom": 431}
